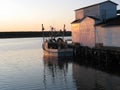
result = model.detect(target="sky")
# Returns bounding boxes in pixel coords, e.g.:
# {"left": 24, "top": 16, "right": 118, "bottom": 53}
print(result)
{"left": 0, "top": 0, "right": 120, "bottom": 32}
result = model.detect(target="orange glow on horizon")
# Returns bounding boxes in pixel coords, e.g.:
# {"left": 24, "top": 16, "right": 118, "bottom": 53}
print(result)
{"left": 0, "top": 21, "right": 71, "bottom": 32}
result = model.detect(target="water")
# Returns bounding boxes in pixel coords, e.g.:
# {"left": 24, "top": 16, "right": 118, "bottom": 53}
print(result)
{"left": 0, "top": 37, "right": 120, "bottom": 90}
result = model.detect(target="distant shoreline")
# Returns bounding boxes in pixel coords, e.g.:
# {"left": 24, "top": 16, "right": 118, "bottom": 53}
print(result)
{"left": 0, "top": 31, "right": 71, "bottom": 38}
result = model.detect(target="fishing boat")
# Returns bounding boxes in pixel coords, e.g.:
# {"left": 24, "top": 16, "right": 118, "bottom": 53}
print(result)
{"left": 42, "top": 24, "right": 73, "bottom": 57}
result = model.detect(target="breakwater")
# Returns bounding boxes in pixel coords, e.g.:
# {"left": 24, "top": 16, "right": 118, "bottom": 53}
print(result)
{"left": 0, "top": 31, "right": 71, "bottom": 38}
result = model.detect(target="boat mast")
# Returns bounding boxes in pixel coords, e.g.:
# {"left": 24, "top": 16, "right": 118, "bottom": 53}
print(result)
{"left": 42, "top": 24, "right": 45, "bottom": 42}
{"left": 50, "top": 26, "right": 54, "bottom": 39}
{"left": 63, "top": 24, "right": 66, "bottom": 40}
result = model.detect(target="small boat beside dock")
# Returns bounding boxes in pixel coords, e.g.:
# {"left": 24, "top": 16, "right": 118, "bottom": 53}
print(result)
{"left": 42, "top": 38, "right": 73, "bottom": 57}
{"left": 42, "top": 24, "right": 73, "bottom": 57}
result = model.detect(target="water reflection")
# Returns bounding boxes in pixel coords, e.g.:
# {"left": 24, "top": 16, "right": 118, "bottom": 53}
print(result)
{"left": 73, "top": 57, "right": 120, "bottom": 90}
{"left": 0, "top": 38, "right": 120, "bottom": 90}
{"left": 43, "top": 56, "right": 76, "bottom": 90}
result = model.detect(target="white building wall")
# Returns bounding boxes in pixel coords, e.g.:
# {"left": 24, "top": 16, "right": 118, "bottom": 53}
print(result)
{"left": 72, "top": 17, "right": 95, "bottom": 47}
{"left": 75, "top": 9, "right": 84, "bottom": 20}
{"left": 96, "top": 26, "right": 120, "bottom": 47}
{"left": 75, "top": 5, "right": 100, "bottom": 20}
{"left": 71, "top": 23, "right": 80, "bottom": 43}
{"left": 95, "top": 26, "right": 106, "bottom": 45}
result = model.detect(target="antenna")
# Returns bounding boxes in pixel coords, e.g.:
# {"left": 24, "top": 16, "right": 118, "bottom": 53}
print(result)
{"left": 63, "top": 24, "right": 66, "bottom": 40}
{"left": 42, "top": 24, "right": 45, "bottom": 42}
{"left": 63, "top": 24, "right": 65, "bottom": 30}
{"left": 42, "top": 24, "right": 44, "bottom": 31}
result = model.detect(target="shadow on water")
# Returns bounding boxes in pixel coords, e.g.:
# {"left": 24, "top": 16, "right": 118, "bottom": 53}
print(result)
{"left": 42, "top": 54, "right": 120, "bottom": 90}
{"left": 74, "top": 54, "right": 120, "bottom": 76}
{"left": 73, "top": 55, "right": 120, "bottom": 90}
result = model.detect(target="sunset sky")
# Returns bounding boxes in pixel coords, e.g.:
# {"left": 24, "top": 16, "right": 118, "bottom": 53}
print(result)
{"left": 0, "top": 0, "right": 120, "bottom": 32}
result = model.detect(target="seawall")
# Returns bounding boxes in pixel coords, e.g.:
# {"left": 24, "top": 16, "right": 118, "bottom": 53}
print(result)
{"left": 73, "top": 45, "right": 120, "bottom": 65}
{"left": 0, "top": 31, "right": 71, "bottom": 38}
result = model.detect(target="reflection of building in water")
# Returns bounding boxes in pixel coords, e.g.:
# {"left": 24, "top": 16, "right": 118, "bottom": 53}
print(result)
{"left": 73, "top": 63, "right": 120, "bottom": 90}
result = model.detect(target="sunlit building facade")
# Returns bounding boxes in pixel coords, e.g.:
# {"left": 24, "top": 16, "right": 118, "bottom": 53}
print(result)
{"left": 71, "top": 17, "right": 95, "bottom": 47}
{"left": 71, "top": 1, "right": 120, "bottom": 47}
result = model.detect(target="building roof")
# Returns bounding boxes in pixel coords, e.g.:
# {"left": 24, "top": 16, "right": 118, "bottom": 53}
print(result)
{"left": 71, "top": 16, "right": 99, "bottom": 24}
{"left": 71, "top": 17, "right": 86, "bottom": 24}
{"left": 75, "top": 0, "right": 118, "bottom": 11}
{"left": 96, "top": 15, "right": 120, "bottom": 27}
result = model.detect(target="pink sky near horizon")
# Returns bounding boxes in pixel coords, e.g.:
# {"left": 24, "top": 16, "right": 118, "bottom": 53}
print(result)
{"left": 0, "top": 0, "right": 120, "bottom": 32}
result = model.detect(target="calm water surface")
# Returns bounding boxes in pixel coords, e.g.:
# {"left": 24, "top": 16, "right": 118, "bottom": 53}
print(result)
{"left": 0, "top": 38, "right": 120, "bottom": 90}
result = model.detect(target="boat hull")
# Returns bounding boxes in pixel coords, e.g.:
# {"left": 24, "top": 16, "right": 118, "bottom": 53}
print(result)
{"left": 43, "top": 48, "right": 73, "bottom": 57}
{"left": 42, "top": 39, "right": 73, "bottom": 57}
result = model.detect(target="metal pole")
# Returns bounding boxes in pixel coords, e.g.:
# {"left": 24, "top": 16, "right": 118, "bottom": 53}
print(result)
{"left": 63, "top": 24, "right": 65, "bottom": 41}
{"left": 50, "top": 26, "right": 54, "bottom": 39}
{"left": 42, "top": 24, "right": 45, "bottom": 42}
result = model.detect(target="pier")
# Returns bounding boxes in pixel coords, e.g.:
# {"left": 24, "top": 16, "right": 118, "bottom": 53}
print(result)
{"left": 73, "top": 45, "right": 120, "bottom": 66}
